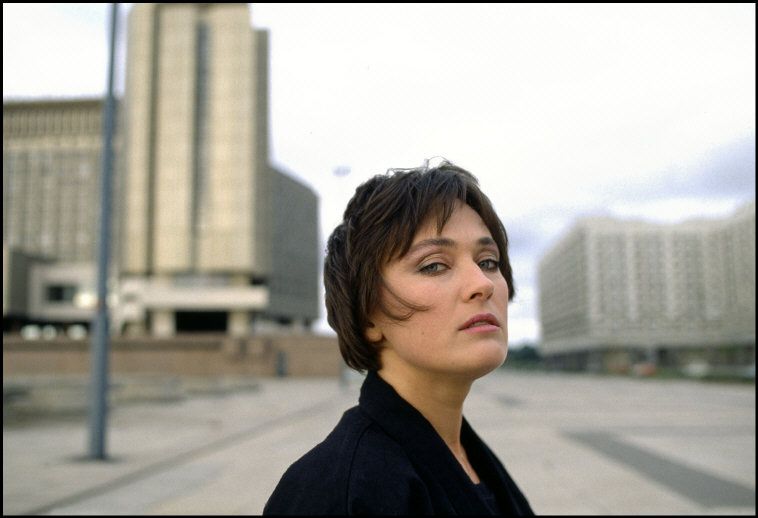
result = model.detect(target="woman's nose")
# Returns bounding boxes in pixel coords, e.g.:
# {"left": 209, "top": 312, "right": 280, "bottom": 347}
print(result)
{"left": 464, "top": 262, "right": 495, "bottom": 301}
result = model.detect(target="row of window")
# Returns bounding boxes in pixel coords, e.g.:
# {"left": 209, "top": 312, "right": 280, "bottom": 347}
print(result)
{"left": 4, "top": 108, "right": 101, "bottom": 138}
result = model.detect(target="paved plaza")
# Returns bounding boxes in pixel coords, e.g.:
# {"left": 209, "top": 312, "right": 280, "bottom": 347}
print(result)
{"left": 3, "top": 370, "right": 755, "bottom": 515}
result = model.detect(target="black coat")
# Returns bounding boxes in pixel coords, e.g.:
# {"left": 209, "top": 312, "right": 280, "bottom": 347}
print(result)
{"left": 263, "top": 370, "right": 534, "bottom": 515}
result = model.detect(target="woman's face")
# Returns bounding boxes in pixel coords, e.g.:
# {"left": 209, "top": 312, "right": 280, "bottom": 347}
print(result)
{"left": 367, "top": 202, "right": 509, "bottom": 380}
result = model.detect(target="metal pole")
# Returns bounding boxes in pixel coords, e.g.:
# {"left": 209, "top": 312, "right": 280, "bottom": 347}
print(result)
{"left": 89, "top": 2, "right": 119, "bottom": 460}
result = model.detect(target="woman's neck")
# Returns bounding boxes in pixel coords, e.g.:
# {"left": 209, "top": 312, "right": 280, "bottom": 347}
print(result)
{"left": 377, "top": 361, "right": 472, "bottom": 458}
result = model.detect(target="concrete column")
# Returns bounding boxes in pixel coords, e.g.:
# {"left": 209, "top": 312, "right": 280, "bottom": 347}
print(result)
{"left": 124, "top": 321, "right": 147, "bottom": 336}
{"left": 151, "top": 309, "right": 175, "bottom": 337}
{"left": 228, "top": 310, "right": 250, "bottom": 337}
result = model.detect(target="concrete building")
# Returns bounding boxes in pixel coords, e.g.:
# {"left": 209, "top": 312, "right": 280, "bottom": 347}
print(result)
{"left": 538, "top": 202, "right": 756, "bottom": 371}
{"left": 3, "top": 99, "right": 104, "bottom": 263}
{"left": 2, "top": 99, "right": 112, "bottom": 332}
{"left": 3, "top": 3, "right": 319, "bottom": 337}
{"left": 3, "top": 245, "right": 98, "bottom": 329}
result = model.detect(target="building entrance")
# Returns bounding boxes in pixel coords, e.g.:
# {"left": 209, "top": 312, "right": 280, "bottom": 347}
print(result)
{"left": 175, "top": 311, "right": 227, "bottom": 333}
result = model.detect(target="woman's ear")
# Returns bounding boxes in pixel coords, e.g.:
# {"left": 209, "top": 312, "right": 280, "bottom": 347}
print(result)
{"left": 364, "top": 321, "right": 383, "bottom": 343}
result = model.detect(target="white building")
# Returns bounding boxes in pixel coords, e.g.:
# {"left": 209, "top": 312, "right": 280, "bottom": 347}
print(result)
{"left": 538, "top": 201, "right": 755, "bottom": 370}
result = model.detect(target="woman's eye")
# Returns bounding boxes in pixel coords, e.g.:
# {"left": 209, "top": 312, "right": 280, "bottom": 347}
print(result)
{"left": 479, "top": 259, "right": 499, "bottom": 271}
{"left": 420, "top": 262, "right": 447, "bottom": 274}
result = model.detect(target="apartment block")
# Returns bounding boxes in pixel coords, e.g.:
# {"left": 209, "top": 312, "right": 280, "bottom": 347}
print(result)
{"left": 3, "top": 99, "right": 104, "bottom": 263}
{"left": 538, "top": 202, "right": 755, "bottom": 370}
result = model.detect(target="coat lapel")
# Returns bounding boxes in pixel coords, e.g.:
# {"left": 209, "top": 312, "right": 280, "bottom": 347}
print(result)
{"left": 358, "top": 371, "right": 494, "bottom": 515}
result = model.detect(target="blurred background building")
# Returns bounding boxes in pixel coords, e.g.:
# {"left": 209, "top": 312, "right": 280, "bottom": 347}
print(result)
{"left": 3, "top": 99, "right": 105, "bottom": 332}
{"left": 3, "top": 3, "right": 319, "bottom": 338}
{"left": 538, "top": 202, "right": 756, "bottom": 371}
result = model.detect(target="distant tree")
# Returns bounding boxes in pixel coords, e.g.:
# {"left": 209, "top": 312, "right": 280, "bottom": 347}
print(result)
{"left": 504, "top": 343, "right": 542, "bottom": 366}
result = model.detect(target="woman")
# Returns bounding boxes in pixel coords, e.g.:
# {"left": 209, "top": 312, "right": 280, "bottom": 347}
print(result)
{"left": 264, "top": 160, "right": 533, "bottom": 515}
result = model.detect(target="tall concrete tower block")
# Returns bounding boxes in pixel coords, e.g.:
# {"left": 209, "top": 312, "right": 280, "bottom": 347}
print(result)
{"left": 122, "top": 3, "right": 270, "bottom": 277}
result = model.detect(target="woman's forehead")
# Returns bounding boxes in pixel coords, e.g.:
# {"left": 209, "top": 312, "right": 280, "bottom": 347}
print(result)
{"left": 412, "top": 203, "right": 491, "bottom": 241}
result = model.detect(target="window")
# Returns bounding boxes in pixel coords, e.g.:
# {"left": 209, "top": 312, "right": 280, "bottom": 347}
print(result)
{"left": 46, "top": 285, "right": 77, "bottom": 303}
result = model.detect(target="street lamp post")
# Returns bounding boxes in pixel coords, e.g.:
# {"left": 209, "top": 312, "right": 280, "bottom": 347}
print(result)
{"left": 88, "top": 2, "right": 119, "bottom": 460}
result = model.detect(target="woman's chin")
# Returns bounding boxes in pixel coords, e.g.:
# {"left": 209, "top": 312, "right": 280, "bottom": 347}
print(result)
{"left": 456, "top": 342, "right": 508, "bottom": 379}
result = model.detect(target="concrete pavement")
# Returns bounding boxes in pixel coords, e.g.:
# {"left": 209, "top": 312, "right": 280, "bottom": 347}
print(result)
{"left": 3, "top": 370, "right": 755, "bottom": 515}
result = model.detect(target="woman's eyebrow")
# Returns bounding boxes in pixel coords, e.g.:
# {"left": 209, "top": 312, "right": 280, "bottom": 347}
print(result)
{"left": 408, "top": 236, "right": 496, "bottom": 255}
{"left": 409, "top": 238, "right": 455, "bottom": 255}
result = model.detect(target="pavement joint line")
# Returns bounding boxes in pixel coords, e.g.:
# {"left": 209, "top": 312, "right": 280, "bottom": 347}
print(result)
{"left": 21, "top": 393, "right": 346, "bottom": 516}
{"left": 564, "top": 430, "right": 756, "bottom": 509}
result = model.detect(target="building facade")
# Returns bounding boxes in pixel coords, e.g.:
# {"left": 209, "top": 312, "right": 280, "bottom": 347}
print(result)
{"left": 3, "top": 3, "right": 319, "bottom": 337}
{"left": 538, "top": 202, "right": 756, "bottom": 371}
{"left": 2, "top": 99, "right": 111, "bottom": 331}
{"left": 3, "top": 99, "right": 104, "bottom": 263}
{"left": 122, "top": 4, "right": 271, "bottom": 277}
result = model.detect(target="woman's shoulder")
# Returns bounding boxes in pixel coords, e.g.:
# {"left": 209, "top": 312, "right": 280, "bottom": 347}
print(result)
{"left": 289, "top": 407, "right": 382, "bottom": 480}
{"left": 263, "top": 407, "right": 368, "bottom": 501}
{"left": 263, "top": 406, "right": 430, "bottom": 515}
{"left": 346, "top": 421, "right": 433, "bottom": 514}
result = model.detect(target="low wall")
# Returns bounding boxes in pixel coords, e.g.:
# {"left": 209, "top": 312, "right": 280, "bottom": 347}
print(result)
{"left": 2, "top": 333, "right": 342, "bottom": 379}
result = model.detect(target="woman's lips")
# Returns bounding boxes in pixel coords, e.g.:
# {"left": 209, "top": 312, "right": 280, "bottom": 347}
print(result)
{"left": 459, "top": 313, "right": 500, "bottom": 332}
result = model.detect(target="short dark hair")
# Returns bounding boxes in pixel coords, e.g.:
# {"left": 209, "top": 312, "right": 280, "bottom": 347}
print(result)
{"left": 324, "top": 159, "right": 515, "bottom": 372}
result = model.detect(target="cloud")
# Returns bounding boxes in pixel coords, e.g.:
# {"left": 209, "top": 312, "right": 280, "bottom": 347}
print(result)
{"left": 508, "top": 134, "right": 755, "bottom": 258}
{"left": 656, "top": 134, "right": 755, "bottom": 200}
{"left": 601, "top": 133, "right": 756, "bottom": 204}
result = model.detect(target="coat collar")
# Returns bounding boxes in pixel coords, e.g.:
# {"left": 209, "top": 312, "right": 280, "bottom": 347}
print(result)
{"left": 358, "top": 370, "right": 495, "bottom": 515}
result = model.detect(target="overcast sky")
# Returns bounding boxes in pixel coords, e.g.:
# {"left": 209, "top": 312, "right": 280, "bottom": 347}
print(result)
{"left": 3, "top": 3, "right": 755, "bottom": 344}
